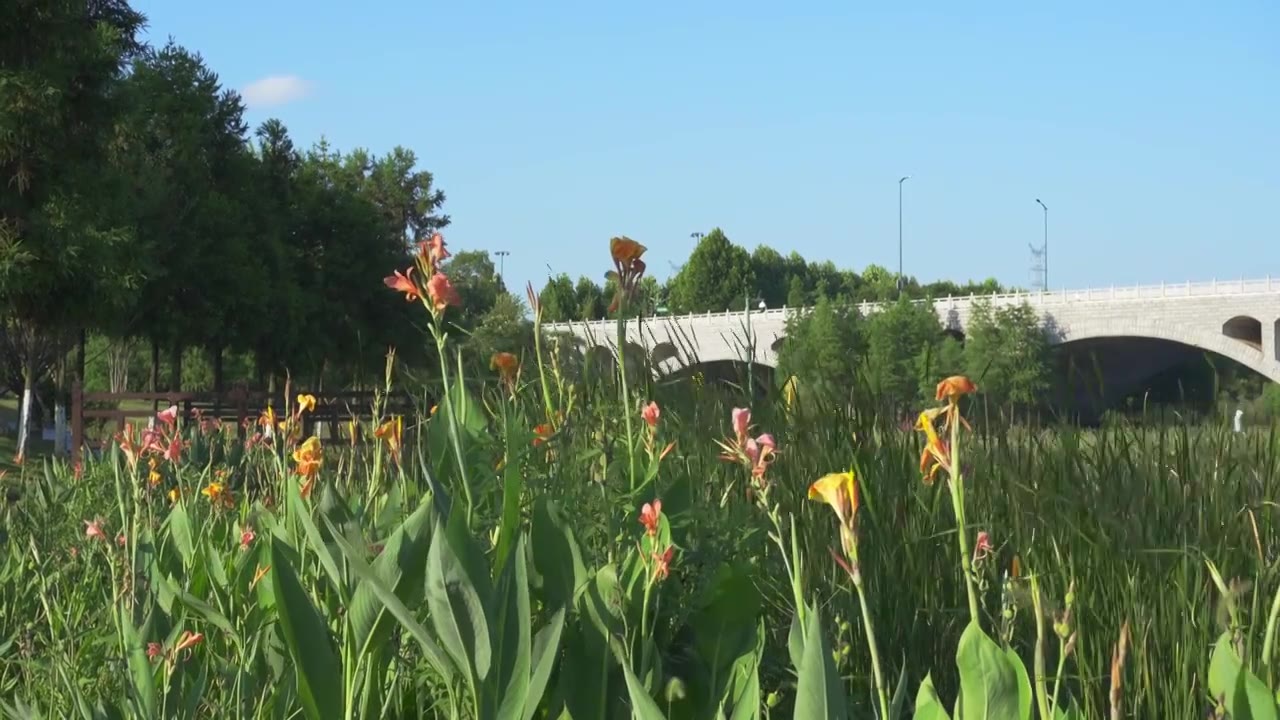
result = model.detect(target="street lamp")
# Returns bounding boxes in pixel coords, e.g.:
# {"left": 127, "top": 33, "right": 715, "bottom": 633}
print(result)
{"left": 495, "top": 250, "right": 510, "bottom": 279}
{"left": 898, "top": 175, "right": 912, "bottom": 296}
{"left": 1035, "top": 199, "right": 1048, "bottom": 290}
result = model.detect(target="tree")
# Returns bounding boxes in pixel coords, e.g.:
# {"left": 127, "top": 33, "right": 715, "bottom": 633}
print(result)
{"left": 574, "top": 277, "right": 607, "bottom": 321}
{"left": 776, "top": 296, "right": 864, "bottom": 401}
{"left": 0, "top": 0, "right": 146, "bottom": 456}
{"left": 862, "top": 298, "right": 941, "bottom": 412}
{"left": 963, "top": 301, "right": 1050, "bottom": 412}
{"left": 466, "top": 293, "right": 533, "bottom": 367}
{"left": 539, "top": 273, "right": 579, "bottom": 322}
{"left": 442, "top": 250, "right": 506, "bottom": 330}
{"left": 751, "top": 245, "right": 788, "bottom": 308}
{"left": 667, "top": 228, "right": 755, "bottom": 313}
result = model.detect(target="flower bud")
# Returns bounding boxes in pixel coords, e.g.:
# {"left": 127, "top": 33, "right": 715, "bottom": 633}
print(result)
{"left": 664, "top": 677, "right": 686, "bottom": 702}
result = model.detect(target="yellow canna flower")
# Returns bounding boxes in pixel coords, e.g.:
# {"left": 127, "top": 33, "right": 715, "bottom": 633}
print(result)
{"left": 201, "top": 481, "right": 225, "bottom": 504}
{"left": 296, "top": 394, "right": 317, "bottom": 414}
{"left": 808, "top": 471, "right": 859, "bottom": 529}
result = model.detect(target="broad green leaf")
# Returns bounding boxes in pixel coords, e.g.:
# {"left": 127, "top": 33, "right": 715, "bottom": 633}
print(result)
{"left": 1052, "top": 700, "right": 1082, "bottom": 720}
{"left": 287, "top": 483, "right": 347, "bottom": 598}
{"left": 620, "top": 655, "right": 669, "bottom": 720}
{"left": 725, "top": 621, "right": 765, "bottom": 720}
{"left": 689, "top": 563, "right": 762, "bottom": 718}
{"left": 956, "top": 621, "right": 1027, "bottom": 720}
{"left": 490, "top": 535, "right": 533, "bottom": 720}
{"left": 320, "top": 514, "right": 455, "bottom": 682}
{"left": 1007, "top": 647, "right": 1034, "bottom": 720}
{"left": 119, "top": 607, "right": 156, "bottom": 720}
{"left": 914, "top": 673, "right": 951, "bottom": 720}
{"left": 169, "top": 583, "right": 236, "bottom": 639}
{"left": 268, "top": 537, "right": 342, "bottom": 720}
{"left": 493, "top": 409, "right": 527, "bottom": 574}
{"left": 346, "top": 495, "right": 435, "bottom": 661}
{"left": 425, "top": 511, "right": 492, "bottom": 688}
{"left": 529, "top": 498, "right": 587, "bottom": 612}
{"left": 522, "top": 606, "right": 566, "bottom": 720}
{"left": 792, "top": 602, "right": 846, "bottom": 720}
{"left": 787, "top": 612, "right": 805, "bottom": 674}
{"left": 1208, "top": 632, "right": 1278, "bottom": 720}
{"left": 165, "top": 501, "right": 195, "bottom": 571}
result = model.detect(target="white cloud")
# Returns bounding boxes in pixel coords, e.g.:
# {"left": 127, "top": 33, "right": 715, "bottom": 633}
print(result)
{"left": 240, "top": 75, "right": 312, "bottom": 108}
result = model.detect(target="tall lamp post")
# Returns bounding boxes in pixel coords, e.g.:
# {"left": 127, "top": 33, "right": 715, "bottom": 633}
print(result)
{"left": 898, "top": 175, "right": 911, "bottom": 296}
{"left": 1035, "top": 199, "right": 1048, "bottom": 290}
{"left": 495, "top": 250, "right": 510, "bottom": 279}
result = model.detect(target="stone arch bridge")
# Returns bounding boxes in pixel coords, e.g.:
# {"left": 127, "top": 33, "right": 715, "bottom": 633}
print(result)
{"left": 542, "top": 278, "right": 1280, "bottom": 400}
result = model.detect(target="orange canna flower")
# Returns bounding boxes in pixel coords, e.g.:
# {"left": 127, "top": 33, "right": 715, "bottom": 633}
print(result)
{"left": 651, "top": 545, "right": 674, "bottom": 582}
{"left": 610, "top": 236, "right": 647, "bottom": 265}
{"left": 383, "top": 267, "right": 419, "bottom": 301}
{"left": 172, "top": 630, "right": 203, "bottom": 656}
{"left": 532, "top": 423, "right": 553, "bottom": 447}
{"left": 292, "top": 436, "right": 323, "bottom": 498}
{"left": 426, "top": 272, "right": 461, "bottom": 313}
{"left": 201, "top": 481, "right": 226, "bottom": 504}
{"left": 374, "top": 416, "right": 403, "bottom": 465}
{"left": 84, "top": 517, "right": 106, "bottom": 542}
{"left": 417, "top": 232, "right": 450, "bottom": 268}
{"left": 250, "top": 564, "right": 272, "bottom": 590}
{"left": 935, "top": 375, "right": 977, "bottom": 403}
{"left": 490, "top": 352, "right": 519, "bottom": 383}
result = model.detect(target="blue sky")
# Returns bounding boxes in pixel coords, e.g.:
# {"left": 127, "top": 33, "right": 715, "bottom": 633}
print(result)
{"left": 133, "top": 0, "right": 1278, "bottom": 299}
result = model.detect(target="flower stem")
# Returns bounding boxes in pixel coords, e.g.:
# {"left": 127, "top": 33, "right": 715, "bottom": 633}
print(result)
{"left": 852, "top": 571, "right": 890, "bottom": 720}
{"left": 615, "top": 307, "right": 637, "bottom": 491}
{"left": 949, "top": 405, "right": 981, "bottom": 624}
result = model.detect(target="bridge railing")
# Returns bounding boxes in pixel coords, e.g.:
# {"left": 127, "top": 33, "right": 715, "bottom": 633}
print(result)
{"left": 542, "top": 276, "right": 1278, "bottom": 332}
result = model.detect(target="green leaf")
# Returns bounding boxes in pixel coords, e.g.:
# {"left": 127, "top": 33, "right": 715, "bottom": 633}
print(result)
{"left": 346, "top": 494, "right": 436, "bottom": 661}
{"left": 320, "top": 514, "right": 456, "bottom": 682}
{"left": 792, "top": 602, "right": 846, "bottom": 720}
{"left": 268, "top": 537, "right": 343, "bottom": 720}
{"left": 955, "top": 621, "right": 1027, "bottom": 720}
{"left": 621, "top": 655, "right": 669, "bottom": 720}
{"left": 425, "top": 510, "right": 492, "bottom": 689}
{"left": 1007, "top": 646, "right": 1034, "bottom": 720}
{"left": 165, "top": 501, "right": 195, "bottom": 571}
{"left": 725, "top": 620, "right": 765, "bottom": 720}
{"left": 1208, "top": 632, "right": 1278, "bottom": 720}
{"left": 522, "top": 606, "right": 566, "bottom": 720}
{"left": 493, "top": 409, "right": 527, "bottom": 574}
{"left": 689, "top": 563, "right": 763, "bottom": 718}
{"left": 913, "top": 673, "right": 951, "bottom": 720}
{"left": 119, "top": 607, "right": 156, "bottom": 720}
{"left": 529, "top": 498, "right": 587, "bottom": 612}
{"left": 888, "top": 661, "right": 909, "bottom": 720}
{"left": 490, "top": 535, "right": 533, "bottom": 720}
{"left": 287, "top": 482, "right": 347, "bottom": 598}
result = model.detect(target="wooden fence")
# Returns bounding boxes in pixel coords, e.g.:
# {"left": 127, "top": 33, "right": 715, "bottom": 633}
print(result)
{"left": 69, "top": 382, "right": 419, "bottom": 465}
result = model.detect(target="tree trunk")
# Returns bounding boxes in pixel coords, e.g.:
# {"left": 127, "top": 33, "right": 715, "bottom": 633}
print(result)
{"left": 169, "top": 344, "right": 182, "bottom": 392}
{"left": 150, "top": 338, "right": 160, "bottom": 393}
{"left": 212, "top": 345, "right": 224, "bottom": 394}
{"left": 15, "top": 352, "right": 35, "bottom": 461}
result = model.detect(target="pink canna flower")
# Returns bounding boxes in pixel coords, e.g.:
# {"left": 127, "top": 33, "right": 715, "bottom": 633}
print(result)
{"left": 973, "top": 530, "right": 994, "bottom": 565}
{"left": 641, "top": 401, "right": 660, "bottom": 429}
{"left": 426, "top": 272, "right": 462, "bottom": 313}
{"left": 84, "top": 518, "right": 106, "bottom": 542}
{"left": 638, "top": 499, "right": 662, "bottom": 537}
{"left": 731, "top": 408, "right": 751, "bottom": 446}
{"left": 156, "top": 405, "right": 178, "bottom": 428}
{"left": 240, "top": 527, "right": 256, "bottom": 551}
{"left": 164, "top": 437, "right": 182, "bottom": 464}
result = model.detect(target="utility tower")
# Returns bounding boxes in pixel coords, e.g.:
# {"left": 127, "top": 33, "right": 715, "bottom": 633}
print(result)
{"left": 1028, "top": 243, "right": 1046, "bottom": 292}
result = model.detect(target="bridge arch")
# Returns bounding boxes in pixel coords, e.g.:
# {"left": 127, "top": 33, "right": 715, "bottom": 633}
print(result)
{"left": 1058, "top": 317, "right": 1280, "bottom": 384}
{"left": 1222, "top": 315, "right": 1263, "bottom": 350}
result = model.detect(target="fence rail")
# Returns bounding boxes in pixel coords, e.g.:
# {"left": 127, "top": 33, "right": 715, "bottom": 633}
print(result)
{"left": 543, "top": 276, "right": 1280, "bottom": 332}
{"left": 69, "top": 383, "right": 418, "bottom": 466}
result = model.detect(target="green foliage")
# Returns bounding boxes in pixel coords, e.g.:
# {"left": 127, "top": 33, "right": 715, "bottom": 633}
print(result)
{"left": 863, "top": 298, "right": 941, "bottom": 410}
{"left": 668, "top": 228, "right": 756, "bottom": 313}
{"left": 776, "top": 297, "right": 863, "bottom": 398}
{"left": 963, "top": 301, "right": 1052, "bottom": 410}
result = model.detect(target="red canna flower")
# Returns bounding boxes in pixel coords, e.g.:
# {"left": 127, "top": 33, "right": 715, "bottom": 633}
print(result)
{"left": 651, "top": 545, "right": 674, "bottom": 582}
